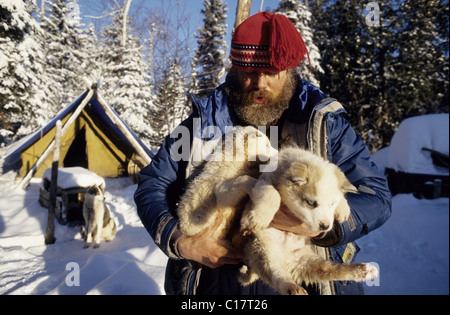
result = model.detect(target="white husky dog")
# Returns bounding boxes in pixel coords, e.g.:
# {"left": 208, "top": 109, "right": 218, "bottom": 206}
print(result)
{"left": 82, "top": 184, "right": 116, "bottom": 248}
{"left": 177, "top": 126, "right": 378, "bottom": 295}
{"left": 239, "top": 147, "right": 378, "bottom": 294}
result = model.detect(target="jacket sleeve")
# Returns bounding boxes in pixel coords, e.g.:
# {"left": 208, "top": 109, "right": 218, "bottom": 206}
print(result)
{"left": 134, "top": 116, "right": 193, "bottom": 258}
{"left": 314, "top": 113, "right": 392, "bottom": 247}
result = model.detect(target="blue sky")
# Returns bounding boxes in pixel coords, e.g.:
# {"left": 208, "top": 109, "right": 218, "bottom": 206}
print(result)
{"left": 75, "top": 0, "right": 282, "bottom": 46}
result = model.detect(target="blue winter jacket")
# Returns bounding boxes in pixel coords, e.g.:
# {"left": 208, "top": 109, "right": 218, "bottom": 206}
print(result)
{"left": 134, "top": 78, "right": 392, "bottom": 295}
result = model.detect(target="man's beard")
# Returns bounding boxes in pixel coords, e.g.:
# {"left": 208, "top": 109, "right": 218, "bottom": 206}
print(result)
{"left": 225, "top": 68, "right": 298, "bottom": 127}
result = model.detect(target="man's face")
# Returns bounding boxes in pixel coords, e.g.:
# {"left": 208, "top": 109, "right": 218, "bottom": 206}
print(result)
{"left": 228, "top": 68, "right": 296, "bottom": 127}
{"left": 236, "top": 69, "right": 288, "bottom": 104}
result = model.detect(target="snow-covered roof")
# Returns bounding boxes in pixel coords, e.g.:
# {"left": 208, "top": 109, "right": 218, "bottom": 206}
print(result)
{"left": 387, "top": 114, "right": 449, "bottom": 175}
{"left": 42, "top": 167, "right": 105, "bottom": 190}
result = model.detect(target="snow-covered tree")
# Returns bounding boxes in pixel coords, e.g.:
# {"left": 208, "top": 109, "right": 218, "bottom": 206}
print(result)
{"left": 314, "top": 0, "right": 383, "bottom": 149}
{"left": 275, "top": 0, "right": 323, "bottom": 86}
{"left": 154, "top": 57, "right": 189, "bottom": 145}
{"left": 192, "top": 0, "right": 228, "bottom": 98}
{"left": 314, "top": 0, "right": 449, "bottom": 151}
{"left": 99, "top": 4, "right": 157, "bottom": 148}
{"left": 40, "top": 0, "right": 87, "bottom": 111}
{"left": 393, "top": 0, "right": 449, "bottom": 116}
{"left": 0, "top": 0, "right": 51, "bottom": 140}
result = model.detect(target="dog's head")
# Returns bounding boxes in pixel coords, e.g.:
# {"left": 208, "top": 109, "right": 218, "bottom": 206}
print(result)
{"left": 84, "top": 184, "right": 105, "bottom": 206}
{"left": 275, "top": 153, "right": 357, "bottom": 234}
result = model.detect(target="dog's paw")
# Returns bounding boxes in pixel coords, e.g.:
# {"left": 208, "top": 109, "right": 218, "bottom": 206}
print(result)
{"left": 238, "top": 265, "right": 259, "bottom": 286}
{"left": 280, "top": 283, "right": 308, "bottom": 295}
{"left": 354, "top": 263, "right": 379, "bottom": 281}
{"left": 241, "top": 210, "right": 271, "bottom": 231}
{"left": 83, "top": 243, "right": 90, "bottom": 249}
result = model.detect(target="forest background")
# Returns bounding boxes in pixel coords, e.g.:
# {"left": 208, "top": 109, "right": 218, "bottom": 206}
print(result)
{"left": 1, "top": 0, "right": 448, "bottom": 152}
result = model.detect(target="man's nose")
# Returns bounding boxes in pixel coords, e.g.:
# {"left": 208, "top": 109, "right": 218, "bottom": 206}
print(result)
{"left": 253, "top": 73, "right": 268, "bottom": 90}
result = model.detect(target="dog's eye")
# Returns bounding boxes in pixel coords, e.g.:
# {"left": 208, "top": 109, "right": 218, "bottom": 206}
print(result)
{"left": 290, "top": 177, "right": 306, "bottom": 185}
{"left": 304, "top": 199, "right": 317, "bottom": 208}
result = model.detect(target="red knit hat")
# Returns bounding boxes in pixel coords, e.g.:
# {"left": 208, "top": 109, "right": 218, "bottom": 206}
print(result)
{"left": 231, "top": 11, "right": 310, "bottom": 72}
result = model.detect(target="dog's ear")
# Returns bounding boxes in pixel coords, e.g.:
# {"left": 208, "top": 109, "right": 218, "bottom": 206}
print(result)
{"left": 87, "top": 184, "right": 103, "bottom": 196}
{"left": 288, "top": 162, "right": 308, "bottom": 186}
{"left": 87, "top": 185, "right": 97, "bottom": 195}
{"left": 99, "top": 183, "right": 106, "bottom": 194}
{"left": 334, "top": 167, "right": 358, "bottom": 194}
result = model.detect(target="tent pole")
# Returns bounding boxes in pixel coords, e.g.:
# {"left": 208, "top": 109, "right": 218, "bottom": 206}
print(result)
{"left": 15, "top": 88, "right": 95, "bottom": 190}
{"left": 95, "top": 93, "right": 152, "bottom": 165}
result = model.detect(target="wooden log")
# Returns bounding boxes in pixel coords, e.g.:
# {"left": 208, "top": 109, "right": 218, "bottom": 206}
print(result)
{"left": 45, "top": 120, "right": 61, "bottom": 245}
{"left": 234, "top": 0, "right": 253, "bottom": 31}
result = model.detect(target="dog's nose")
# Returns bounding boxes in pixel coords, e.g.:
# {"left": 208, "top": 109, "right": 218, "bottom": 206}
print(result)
{"left": 319, "top": 222, "right": 330, "bottom": 231}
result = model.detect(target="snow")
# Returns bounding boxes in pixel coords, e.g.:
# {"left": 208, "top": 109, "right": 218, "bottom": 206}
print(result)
{"left": 0, "top": 174, "right": 448, "bottom": 295}
{"left": 0, "top": 177, "right": 168, "bottom": 295}
{"left": 42, "top": 167, "right": 105, "bottom": 190}
{"left": 387, "top": 114, "right": 449, "bottom": 175}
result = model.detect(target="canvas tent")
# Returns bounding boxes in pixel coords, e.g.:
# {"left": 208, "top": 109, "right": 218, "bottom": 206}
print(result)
{"left": 2, "top": 83, "right": 153, "bottom": 188}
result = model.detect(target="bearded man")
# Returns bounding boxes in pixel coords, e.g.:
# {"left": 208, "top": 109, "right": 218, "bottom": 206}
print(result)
{"left": 134, "top": 12, "right": 391, "bottom": 295}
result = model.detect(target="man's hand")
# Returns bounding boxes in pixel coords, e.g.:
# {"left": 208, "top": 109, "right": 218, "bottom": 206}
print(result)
{"left": 270, "top": 204, "right": 320, "bottom": 237}
{"left": 177, "top": 212, "right": 244, "bottom": 269}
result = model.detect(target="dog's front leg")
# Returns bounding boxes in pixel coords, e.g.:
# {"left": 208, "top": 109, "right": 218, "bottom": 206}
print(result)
{"left": 83, "top": 205, "right": 92, "bottom": 248}
{"left": 291, "top": 253, "right": 379, "bottom": 284}
{"left": 92, "top": 205, "right": 104, "bottom": 248}
{"left": 241, "top": 176, "right": 281, "bottom": 231}
{"left": 84, "top": 224, "right": 93, "bottom": 248}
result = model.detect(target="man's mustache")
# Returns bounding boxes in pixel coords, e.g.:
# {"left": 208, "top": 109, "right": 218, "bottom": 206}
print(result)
{"left": 245, "top": 90, "right": 272, "bottom": 101}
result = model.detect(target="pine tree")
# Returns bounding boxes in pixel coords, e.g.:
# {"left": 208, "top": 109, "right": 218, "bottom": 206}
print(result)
{"left": 315, "top": 0, "right": 386, "bottom": 150}
{"left": 193, "top": 0, "right": 228, "bottom": 98}
{"left": 40, "top": 0, "right": 86, "bottom": 111}
{"left": 357, "top": 0, "right": 403, "bottom": 150}
{"left": 313, "top": 0, "right": 448, "bottom": 151}
{"left": 393, "top": 0, "right": 449, "bottom": 116}
{"left": 154, "top": 57, "right": 189, "bottom": 145}
{"left": 275, "top": 0, "right": 323, "bottom": 86}
{"left": 99, "top": 5, "right": 157, "bottom": 148}
{"left": 0, "top": 0, "right": 50, "bottom": 140}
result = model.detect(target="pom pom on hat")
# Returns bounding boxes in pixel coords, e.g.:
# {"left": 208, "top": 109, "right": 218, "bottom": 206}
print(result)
{"left": 231, "top": 11, "right": 310, "bottom": 72}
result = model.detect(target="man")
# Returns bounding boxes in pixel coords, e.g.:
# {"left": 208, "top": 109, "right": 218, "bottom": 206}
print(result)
{"left": 134, "top": 12, "right": 391, "bottom": 295}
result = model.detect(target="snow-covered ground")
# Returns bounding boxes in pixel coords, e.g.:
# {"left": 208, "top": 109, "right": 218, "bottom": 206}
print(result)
{"left": 0, "top": 177, "right": 168, "bottom": 295}
{"left": 0, "top": 175, "right": 448, "bottom": 295}
{"left": 356, "top": 194, "right": 448, "bottom": 295}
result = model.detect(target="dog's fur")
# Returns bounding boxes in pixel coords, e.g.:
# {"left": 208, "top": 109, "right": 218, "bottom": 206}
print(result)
{"left": 82, "top": 184, "right": 116, "bottom": 248}
{"left": 178, "top": 126, "right": 276, "bottom": 240}
{"left": 178, "top": 126, "right": 378, "bottom": 295}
